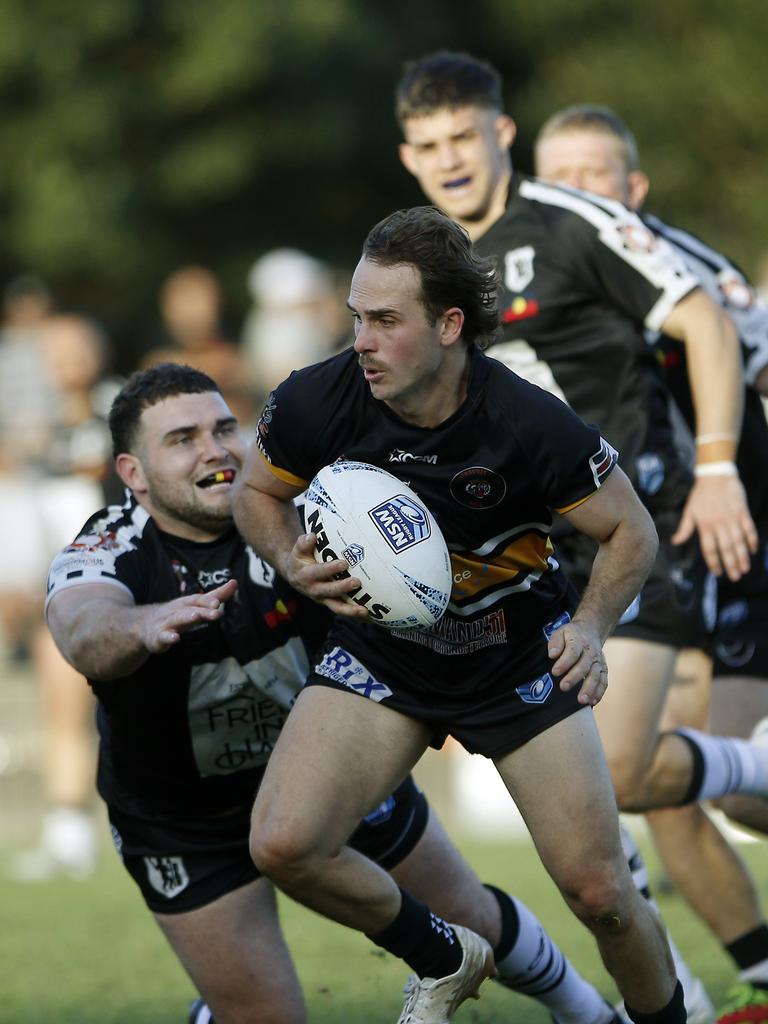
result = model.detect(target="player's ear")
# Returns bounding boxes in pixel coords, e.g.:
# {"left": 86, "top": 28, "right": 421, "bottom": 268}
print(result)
{"left": 440, "top": 307, "right": 465, "bottom": 348}
{"left": 116, "top": 452, "right": 148, "bottom": 495}
{"left": 494, "top": 114, "right": 517, "bottom": 150}
{"left": 399, "top": 142, "right": 419, "bottom": 177}
{"left": 627, "top": 170, "right": 650, "bottom": 211}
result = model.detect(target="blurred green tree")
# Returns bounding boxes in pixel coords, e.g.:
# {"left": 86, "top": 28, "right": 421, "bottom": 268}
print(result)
{"left": 0, "top": 0, "right": 765, "bottom": 364}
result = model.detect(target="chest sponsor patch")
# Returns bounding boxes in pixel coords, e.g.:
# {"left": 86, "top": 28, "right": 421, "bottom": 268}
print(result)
{"left": 187, "top": 639, "right": 309, "bottom": 777}
{"left": 449, "top": 467, "right": 507, "bottom": 510}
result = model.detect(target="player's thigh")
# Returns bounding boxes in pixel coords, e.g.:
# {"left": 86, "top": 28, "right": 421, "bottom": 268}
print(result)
{"left": 657, "top": 647, "right": 712, "bottom": 732}
{"left": 155, "top": 877, "right": 305, "bottom": 1024}
{"left": 389, "top": 808, "right": 500, "bottom": 946}
{"left": 595, "top": 637, "right": 677, "bottom": 770}
{"left": 252, "top": 685, "right": 431, "bottom": 854}
{"left": 710, "top": 674, "right": 768, "bottom": 739}
{"left": 494, "top": 708, "right": 624, "bottom": 896}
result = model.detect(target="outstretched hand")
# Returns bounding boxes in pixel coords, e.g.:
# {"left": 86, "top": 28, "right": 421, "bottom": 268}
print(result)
{"left": 547, "top": 618, "right": 608, "bottom": 707}
{"left": 141, "top": 578, "right": 239, "bottom": 653}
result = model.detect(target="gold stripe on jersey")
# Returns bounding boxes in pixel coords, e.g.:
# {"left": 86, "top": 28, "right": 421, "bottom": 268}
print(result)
{"left": 450, "top": 531, "right": 554, "bottom": 611}
{"left": 258, "top": 448, "right": 309, "bottom": 489}
{"left": 555, "top": 489, "right": 597, "bottom": 515}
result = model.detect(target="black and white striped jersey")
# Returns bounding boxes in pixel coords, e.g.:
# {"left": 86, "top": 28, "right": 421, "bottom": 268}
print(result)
{"left": 475, "top": 175, "right": 698, "bottom": 495}
{"left": 45, "top": 493, "right": 330, "bottom": 818}
{"left": 644, "top": 214, "right": 768, "bottom": 526}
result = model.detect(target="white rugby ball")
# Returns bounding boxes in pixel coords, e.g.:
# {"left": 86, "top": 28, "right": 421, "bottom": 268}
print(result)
{"left": 304, "top": 460, "right": 452, "bottom": 630}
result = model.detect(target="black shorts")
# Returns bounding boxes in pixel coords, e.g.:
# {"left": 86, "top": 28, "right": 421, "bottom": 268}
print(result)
{"left": 108, "top": 775, "right": 428, "bottom": 915}
{"left": 712, "top": 531, "right": 768, "bottom": 680}
{"left": 306, "top": 611, "right": 584, "bottom": 760}
{"left": 556, "top": 509, "right": 716, "bottom": 649}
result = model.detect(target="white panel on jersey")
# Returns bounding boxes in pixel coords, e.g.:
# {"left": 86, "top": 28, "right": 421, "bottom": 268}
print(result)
{"left": 519, "top": 180, "right": 697, "bottom": 332}
{"left": 487, "top": 339, "right": 569, "bottom": 405}
{"left": 187, "top": 636, "right": 309, "bottom": 777}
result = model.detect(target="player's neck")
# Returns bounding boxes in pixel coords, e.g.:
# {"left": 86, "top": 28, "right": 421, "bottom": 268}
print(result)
{"left": 385, "top": 346, "right": 471, "bottom": 428}
{"left": 457, "top": 165, "right": 512, "bottom": 242}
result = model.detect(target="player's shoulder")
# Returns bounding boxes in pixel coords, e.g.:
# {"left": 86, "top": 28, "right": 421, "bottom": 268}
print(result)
{"left": 643, "top": 213, "right": 743, "bottom": 275}
{"left": 279, "top": 346, "right": 358, "bottom": 393}
{"left": 517, "top": 175, "right": 636, "bottom": 233}
{"left": 65, "top": 495, "right": 151, "bottom": 558}
{"left": 477, "top": 349, "right": 580, "bottom": 423}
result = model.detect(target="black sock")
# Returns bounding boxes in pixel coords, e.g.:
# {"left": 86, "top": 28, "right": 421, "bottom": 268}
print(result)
{"left": 367, "top": 888, "right": 463, "bottom": 979}
{"left": 625, "top": 981, "right": 686, "bottom": 1023}
{"left": 726, "top": 925, "right": 768, "bottom": 989}
{"left": 483, "top": 883, "right": 520, "bottom": 961}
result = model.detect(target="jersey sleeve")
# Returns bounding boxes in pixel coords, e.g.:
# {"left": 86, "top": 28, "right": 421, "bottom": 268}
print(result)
{"left": 45, "top": 516, "right": 149, "bottom": 611}
{"left": 254, "top": 361, "right": 348, "bottom": 486}
{"left": 511, "top": 383, "right": 618, "bottom": 512}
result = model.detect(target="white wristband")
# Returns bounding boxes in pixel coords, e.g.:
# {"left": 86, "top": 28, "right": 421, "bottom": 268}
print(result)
{"left": 694, "top": 461, "right": 738, "bottom": 478}
{"left": 695, "top": 433, "right": 737, "bottom": 445}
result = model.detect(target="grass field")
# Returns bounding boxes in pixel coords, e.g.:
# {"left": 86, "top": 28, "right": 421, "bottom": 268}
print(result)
{"left": 2, "top": 825, "right": 765, "bottom": 1023}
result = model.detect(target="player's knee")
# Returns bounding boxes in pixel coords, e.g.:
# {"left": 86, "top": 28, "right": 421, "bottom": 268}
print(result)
{"left": 249, "top": 820, "right": 321, "bottom": 888}
{"left": 560, "top": 859, "right": 627, "bottom": 927}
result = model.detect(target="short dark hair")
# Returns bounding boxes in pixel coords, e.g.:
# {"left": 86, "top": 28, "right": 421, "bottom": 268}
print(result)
{"left": 362, "top": 206, "right": 499, "bottom": 348}
{"left": 536, "top": 104, "right": 640, "bottom": 172}
{"left": 395, "top": 51, "right": 503, "bottom": 128}
{"left": 109, "top": 363, "right": 221, "bottom": 458}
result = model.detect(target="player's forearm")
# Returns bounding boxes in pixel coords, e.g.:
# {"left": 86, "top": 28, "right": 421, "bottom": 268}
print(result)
{"left": 668, "top": 292, "right": 744, "bottom": 462}
{"left": 232, "top": 481, "right": 302, "bottom": 578}
{"left": 574, "top": 511, "right": 658, "bottom": 642}
{"left": 51, "top": 600, "right": 156, "bottom": 681}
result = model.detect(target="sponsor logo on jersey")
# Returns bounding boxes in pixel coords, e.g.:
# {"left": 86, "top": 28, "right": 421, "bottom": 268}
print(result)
{"left": 515, "top": 672, "right": 554, "bottom": 705}
{"left": 198, "top": 567, "right": 232, "bottom": 590}
{"left": 144, "top": 856, "right": 190, "bottom": 899}
{"left": 342, "top": 543, "right": 365, "bottom": 567}
{"left": 449, "top": 467, "right": 507, "bottom": 510}
{"left": 315, "top": 646, "right": 393, "bottom": 701}
{"left": 263, "top": 597, "right": 297, "bottom": 629}
{"left": 615, "top": 220, "right": 657, "bottom": 254}
{"left": 589, "top": 439, "right": 618, "bottom": 488}
{"left": 717, "top": 269, "right": 754, "bottom": 311}
{"left": 368, "top": 495, "right": 431, "bottom": 553}
{"left": 501, "top": 296, "right": 540, "bottom": 324}
{"left": 504, "top": 245, "right": 536, "bottom": 291}
{"left": 256, "top": 392, "right": 277, "bottom": 460}
{"left": 388, "top": 449, "right": 438, "bottom": 465}
{"left": 64, "top": 530, "right": 124, "bottom": 554}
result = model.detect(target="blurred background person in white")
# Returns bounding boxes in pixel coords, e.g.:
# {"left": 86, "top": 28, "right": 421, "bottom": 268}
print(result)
{"left": 242, "top": 248, "right": 348, "bottom": 404}
{"left": 8, "top": 313, "right": 122, "bottom": 882}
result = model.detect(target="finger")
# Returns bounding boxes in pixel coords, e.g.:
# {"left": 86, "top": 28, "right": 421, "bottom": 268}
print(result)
{"left": 697, "top": 527, "right": 724, "bottom": 578}
{"left": 209, "top": 579, "right": 238, "bottom": 602}
{"left": 547, "top": 630, "right": 566, "bottom": 660}
{"left": 557, "top": 650, "right": 597, "bottom": 691}
{"left": 551, "top": 636, "right": 586, "bottom": 680}
{"left": 323, "top": 597, "right": 370, "bottom": 618}
{"left": 582, "top": 666, "right": 609, "bottom": 707}
{"left": 671, "top": 507, "right": 694, "bottom": 546}
{"left": 575, "top": 661, "right": 606, "bottom": 705}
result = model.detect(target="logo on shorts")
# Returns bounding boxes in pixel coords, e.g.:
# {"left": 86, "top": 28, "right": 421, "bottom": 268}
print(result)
{"left": 542, "top": 611, "right": 571, "bottom": 641}
{"left": 449, "top": 467, "right": 506, "bottom": 509}
{"left": 368, "top": 495, "right": 431, "bottom": 553}
{"left": 719, "top": 599, "right": 749, "bottom": 628}
{"left": 315, "top": 646, "right": 393, "bottom": 702}
{"left": 618, "top": 594, "right": 641, "bottom": 625}
{"left": 363, "top": 796, "right": 396, "bottom": 826}
{"left": 144, "top": 856, "right": 190, "bottom": 899}
{"left": 636, "top": 452, "right": 665, "bottom": 496}
{"left": 515, "top": 673, "right": 554, "bottom": 705}
{"left": 714, "top": 640, "right": 756, "bottom": 668}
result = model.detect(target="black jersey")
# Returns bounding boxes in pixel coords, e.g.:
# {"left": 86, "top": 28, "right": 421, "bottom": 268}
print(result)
{"left": 643, "top": 214, "right": 768, "bottom": 528}
{"left": 476, "top": 176, "right": 698, "bottom": 492}
{"left": 45, "top": 494, "right": 330, "bottom": 819}
{"left": 256, "top": 346, "right": 617, "bottom": 694}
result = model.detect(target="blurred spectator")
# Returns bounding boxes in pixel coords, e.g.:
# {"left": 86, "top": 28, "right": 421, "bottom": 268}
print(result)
{"left": 242, "top": 248, "right": 349, "bottom": 401}
{"left": 7, "top": 313, "right": 121, "bottom": 881}
{"left": 142, "top": 265, "right": 256, "bottom": 426}
{"left": 756, "top": 250, "right": 768, "bottom": 304}
{"left": 0, "top": 275, "right": 58, "bottom": 658}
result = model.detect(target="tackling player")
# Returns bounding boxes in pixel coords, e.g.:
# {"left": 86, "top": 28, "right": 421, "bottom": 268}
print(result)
{"left": 45, "top": 363, "right": 624, "bottom": 1024}
{"left": 234, "top": 205, "right": 689, "bottom": 1023}
{"left": 534, "top": 102, "right": 768, "bottom": 1024}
